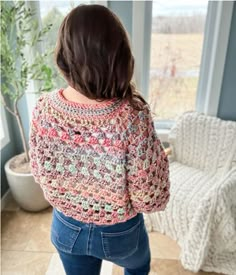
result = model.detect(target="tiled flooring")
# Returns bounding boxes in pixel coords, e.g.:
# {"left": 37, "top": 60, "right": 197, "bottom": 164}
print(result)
{"left": 1, "top": 194, "right": 223, "bottom": 275}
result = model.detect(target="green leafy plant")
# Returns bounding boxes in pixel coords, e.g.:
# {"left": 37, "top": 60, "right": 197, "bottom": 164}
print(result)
{"left": 1, "top": 1, "right": 54, "bottom": 163}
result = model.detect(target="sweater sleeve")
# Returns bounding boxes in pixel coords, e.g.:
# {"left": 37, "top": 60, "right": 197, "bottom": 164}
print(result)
{"left": 126, "top": 105, "right": 170, "bottom": 213}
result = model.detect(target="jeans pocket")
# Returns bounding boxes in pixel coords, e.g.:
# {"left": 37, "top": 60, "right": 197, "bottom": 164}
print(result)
{"left": 50, "top": 209, "right": 82, "bottom": 253}
{"left": 101, "top": 220, "right": 141, "bottom": 260}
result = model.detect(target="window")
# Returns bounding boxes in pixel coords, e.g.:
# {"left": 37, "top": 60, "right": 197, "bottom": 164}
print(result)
{"left": 132, "top": 1, "right": 233, "bottom": 139}
{"left": 149, "top": 0, "right": 208, "bottom": 121}
{"left": 1, "top": 105, "right": 10, "bottom": 149}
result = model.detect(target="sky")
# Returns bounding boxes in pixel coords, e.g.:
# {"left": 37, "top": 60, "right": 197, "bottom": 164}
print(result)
{"left": 39, "top": 0, "right": 209, "bottom": 18}
{"left": 152, "top": 0, "right": 208, "bottom": 16}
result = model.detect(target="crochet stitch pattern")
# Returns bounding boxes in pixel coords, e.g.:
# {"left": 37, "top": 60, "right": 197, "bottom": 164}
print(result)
{"left": 29, "top": 88, "right": 170, "bottom": 225}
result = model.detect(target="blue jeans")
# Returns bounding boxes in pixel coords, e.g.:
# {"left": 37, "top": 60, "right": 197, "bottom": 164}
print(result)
{"left": 50, "top": 207, "right": 151, "bottom": 275}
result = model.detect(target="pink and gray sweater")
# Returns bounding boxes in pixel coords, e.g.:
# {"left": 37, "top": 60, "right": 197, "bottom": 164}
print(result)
{"left": 29, "top": 88, "right": 170, "bottom": 225}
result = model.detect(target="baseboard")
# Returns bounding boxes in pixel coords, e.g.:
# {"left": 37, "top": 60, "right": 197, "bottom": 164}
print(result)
{"left": 1, "top": 189, "right": 11, "bottom": 211}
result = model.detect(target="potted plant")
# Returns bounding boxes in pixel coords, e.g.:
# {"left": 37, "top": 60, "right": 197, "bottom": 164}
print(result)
{"left": 1, "top": 1, "right": 54, "bottom": 211}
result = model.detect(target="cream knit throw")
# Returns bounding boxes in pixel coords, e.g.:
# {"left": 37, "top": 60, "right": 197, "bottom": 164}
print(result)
{"left": 144, "top": 111, "right": 236, "bottom": 275}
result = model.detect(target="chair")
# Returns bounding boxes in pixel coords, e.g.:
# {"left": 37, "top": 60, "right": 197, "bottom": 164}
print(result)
{"left": 144, "top": 111, "right": 236, "bottom": 275}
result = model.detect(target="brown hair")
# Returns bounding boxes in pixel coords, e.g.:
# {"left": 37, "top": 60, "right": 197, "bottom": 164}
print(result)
{"left": 54, "top": 4, "right": 147, "bottom": 109}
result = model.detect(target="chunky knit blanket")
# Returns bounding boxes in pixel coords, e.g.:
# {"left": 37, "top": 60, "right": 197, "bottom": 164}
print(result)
{"left": 29, "top": 88, "right": 170, "bottom": 225}
{"left": 144, "top": 111, "right": 236, "bottom": 275}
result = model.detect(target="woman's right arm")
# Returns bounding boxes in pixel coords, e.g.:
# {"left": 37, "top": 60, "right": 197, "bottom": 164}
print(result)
{"left": 126, "top": 105, "right": 170, "bottom": 213}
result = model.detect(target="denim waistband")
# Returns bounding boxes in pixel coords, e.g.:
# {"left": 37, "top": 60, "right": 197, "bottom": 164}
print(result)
{"left": 53, "top": 207, "right": 143, "bottom": 229}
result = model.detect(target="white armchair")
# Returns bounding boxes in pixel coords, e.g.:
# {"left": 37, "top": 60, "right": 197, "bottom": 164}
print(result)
{"left": 145, "top": 111, "right": 236, "bottom": 275}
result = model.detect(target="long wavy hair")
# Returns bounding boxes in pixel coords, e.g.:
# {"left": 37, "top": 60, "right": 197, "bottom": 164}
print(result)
{"left": 54, "top": 4, "right": 147, "bottom": 110}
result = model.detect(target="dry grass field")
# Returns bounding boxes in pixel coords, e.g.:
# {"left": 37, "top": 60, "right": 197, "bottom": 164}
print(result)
{"left": 148, "top": 33, "right": 204, "bottom": 120}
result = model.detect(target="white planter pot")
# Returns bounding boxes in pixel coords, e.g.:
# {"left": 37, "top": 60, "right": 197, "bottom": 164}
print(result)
{"left": 4, "top": 153, "right": 50, "bottom": 212}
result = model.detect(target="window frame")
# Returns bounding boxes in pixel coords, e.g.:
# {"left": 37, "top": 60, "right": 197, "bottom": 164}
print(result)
{"left": 1, "top": 105, "right": 10, "bottom": 149}
{"left": 132, "top": 1, "right": 234, "bottom": 142}
{"left": 196, "top": 1, "right": 234, "bottom": 116}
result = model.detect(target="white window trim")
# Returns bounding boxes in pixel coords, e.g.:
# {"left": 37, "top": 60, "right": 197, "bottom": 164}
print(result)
{"left": 132, "top": 1, "right": 152, "bottom": 100}
{"left": 25, "top": 1, "right": 43, "bottom": 123}
{"left": 132, "top": 1, "right": 234, "bottom": 142}
{"left": 196, "top": 1, "right": 234, "bottom": 116}
{"left": 1, "top": 105, "right": 10, "bottom": 149}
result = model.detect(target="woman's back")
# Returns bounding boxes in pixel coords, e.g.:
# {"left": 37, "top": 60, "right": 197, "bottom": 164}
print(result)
{"left": 29, "top": 87, "right": 170, "bottom": 225}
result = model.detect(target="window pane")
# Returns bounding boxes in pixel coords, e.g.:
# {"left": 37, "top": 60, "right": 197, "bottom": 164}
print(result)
{"left": 149, "top": 0, "right": 208, "bottom": 121}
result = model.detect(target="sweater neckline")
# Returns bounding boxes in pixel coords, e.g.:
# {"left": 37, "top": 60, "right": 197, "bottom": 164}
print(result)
{"left": 58, "top": 88, "right": 117, "bottom": 109}
{"left": 49, "top": 88, "right": 123, "bottom": 117}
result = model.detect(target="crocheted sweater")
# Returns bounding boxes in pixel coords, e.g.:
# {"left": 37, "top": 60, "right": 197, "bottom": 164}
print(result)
{"left": 29, "top": 88, "right": 170, "bottom": 225}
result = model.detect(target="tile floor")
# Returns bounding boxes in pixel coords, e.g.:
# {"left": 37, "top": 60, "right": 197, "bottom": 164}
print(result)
{"left": 1, "top": 194, "right": 223, "bottom": 275}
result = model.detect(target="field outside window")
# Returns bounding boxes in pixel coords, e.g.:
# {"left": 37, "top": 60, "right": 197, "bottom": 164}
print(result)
{"left": 149, "top": 0, "right": 208, "bottom": 121}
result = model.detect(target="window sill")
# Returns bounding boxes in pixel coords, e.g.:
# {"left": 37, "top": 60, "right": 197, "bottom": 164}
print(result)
{"left": 154, "top": 120, "right": 175, "bottom": 143}
{"left": 155, "top": 128, "right": 170, "bottom": 144}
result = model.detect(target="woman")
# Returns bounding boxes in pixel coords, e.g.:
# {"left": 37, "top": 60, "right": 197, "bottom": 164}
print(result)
{"left": 29, "top": 4, "right": 170, "bottom": 275}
